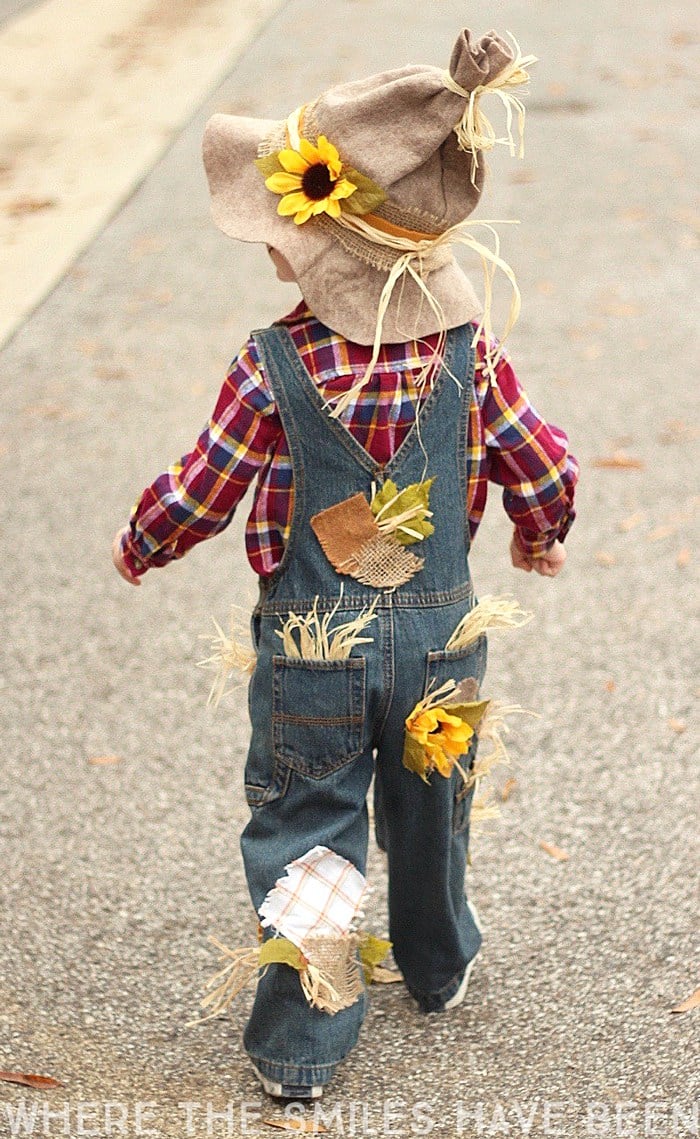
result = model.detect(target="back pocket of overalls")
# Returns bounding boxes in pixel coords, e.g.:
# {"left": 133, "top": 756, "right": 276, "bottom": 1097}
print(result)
{"left": 424, "top": 636, "right": 487, "bottom": 834}
{"left": 272, "top": 655, "right": 366, "bottom": 779}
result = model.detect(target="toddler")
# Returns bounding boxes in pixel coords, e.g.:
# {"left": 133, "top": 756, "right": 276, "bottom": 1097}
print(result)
{"left": 113, "top": 28, "right": 578, "bottom": 1099}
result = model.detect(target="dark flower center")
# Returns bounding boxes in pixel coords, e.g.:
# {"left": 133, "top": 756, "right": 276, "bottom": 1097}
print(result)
{"left": 302, "top": 162, "right": 334, "bottom": 201}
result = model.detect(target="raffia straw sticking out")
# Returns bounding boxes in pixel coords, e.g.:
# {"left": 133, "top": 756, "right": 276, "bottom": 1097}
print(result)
{"left": 478, "top": 701, "right": 536, "bottom": 770}
{"left": 326, "top": 214, "right": 521, "bottom": 415}
{"left": 276, "top": 593, "right": 379, "bottom": 661}
{"left": 445, "top": 594, "right": 533, "bottom": 651}
{"left": 198, "top": 610, "right": 256, "bottom": 708}
{"left": 464, "top": 702, "right": 538, "bottom": 831}
{"left": 300, "top": 965, "right": 343, "bottom": 1014}
{"left": 471, "top": 788, "right": 502, "bottom": 826}
{"left": 188, "top": 938, "right": 261, "bottom": 1024}
{"left": 443, "top": 33, "right": 538, "bottom": 182}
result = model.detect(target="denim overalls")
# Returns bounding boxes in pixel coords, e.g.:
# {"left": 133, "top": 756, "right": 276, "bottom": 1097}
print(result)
{"left": 240, "top": 321, "right": 486, "bottom": 1088}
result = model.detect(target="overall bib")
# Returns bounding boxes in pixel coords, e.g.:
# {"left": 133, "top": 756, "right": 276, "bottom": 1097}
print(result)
{"left": 240, "top": 322, "right": 486, "bottom": 1088}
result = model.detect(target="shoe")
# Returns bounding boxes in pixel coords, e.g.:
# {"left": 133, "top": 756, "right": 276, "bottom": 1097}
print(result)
{"left": 252, "top": 1065, "right": 323, "bottom": 1100}
{"left": 444, "top": 898, "right": 482, "bottom": 1011}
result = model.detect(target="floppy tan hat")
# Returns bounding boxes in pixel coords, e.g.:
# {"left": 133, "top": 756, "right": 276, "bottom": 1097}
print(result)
{"left": 203, "top": 28, "right": 534, "bottom": 361}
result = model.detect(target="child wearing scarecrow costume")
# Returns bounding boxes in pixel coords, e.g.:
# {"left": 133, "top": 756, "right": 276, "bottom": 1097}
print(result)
{"left": 113, "top": 30, "right": 578, "bottom": 1098}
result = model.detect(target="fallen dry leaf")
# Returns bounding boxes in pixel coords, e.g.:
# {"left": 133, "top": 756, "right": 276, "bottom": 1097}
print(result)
{"left": 617, "top": 206, "right": 650, "bottom": 224}
{"left": 601, "top": 299, "right": 641, "bottom": 318}
{"left": 667, "top": 718, "right": 686, "bottom": 734}
{"left": 501, "top": 776, "right": 518, "bottom": 801}
{"left": 4, "top": 196, "right": 57, "bottom": 217}
{"left": 75, "top": 338, "right": 99, "bottom": 357}
{"left": 676, "top": 548, "right": 691, "bottom": 568}
{"left": 0, "top": 1072, "right": 62, "bottom": 1089}
{"left": 592, "top": 451, "right": 645, "bottom": 470}
{"left": 23, "top": 402, "right": 73, "bottom": 421}
{"left": 93, "top": 365, "right": 130, "bottom": 381}
{"left": 510, "top": 167, "right": 537, "bottom": 184}
{"left": 595, "top": 551, "right": 616, "bottom": 567}
{"left": 128, "top": 235, "right": 167, "bottom": 263}
{"left": 647, "top": 525, "right": 677, "bottom": 542}
{"left": 670, "top": 987, "right": 700, "bottom": 1014}
{"left": 539, "top": 840, "right": 570, "bottom": 862}
{"left": 658, "top": 419, "right": 698, "bottom": 445}
{"left": 604, "top": 679, "right": 617, "bottom": 693}
{"left": 371, "top": 966, "right": 404, "bottom": 984}
{"left": 618, "top": 511, "right": 645, "bottom": 533}
{"left": 671, "top": 30, "right": 699, "bottom": 47}
{"left": 262, "top": 1120, "right": 328, "bottom": 1134}
{"left": 88, "top": 755, "right": 122, "bottom": 766}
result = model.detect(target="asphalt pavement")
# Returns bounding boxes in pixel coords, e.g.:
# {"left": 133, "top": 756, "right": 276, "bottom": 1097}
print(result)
{"left": 1, "top": 1, "right": 698, "bottom": 1136}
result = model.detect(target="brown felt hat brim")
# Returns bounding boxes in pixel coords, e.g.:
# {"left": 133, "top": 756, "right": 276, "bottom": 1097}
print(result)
{"left": 202, "top": 113, "right": 482, "bottom": 345}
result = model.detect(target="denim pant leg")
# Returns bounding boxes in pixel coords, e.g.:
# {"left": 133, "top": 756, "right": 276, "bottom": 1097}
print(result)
{"left": 374, "top": 607, "right": 486, "bottom": 1013}
{"left": 240, "top": 755, "right": 375, "bottom": 1086}
{"left": 239, "top": 618, "right": 376, "bottom": 1086}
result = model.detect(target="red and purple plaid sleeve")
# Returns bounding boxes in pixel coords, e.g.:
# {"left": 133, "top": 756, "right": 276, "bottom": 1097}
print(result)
{"left": 477, "top": 352, "right": 578, "bottom": 555}
{"left": 120, "top": 338, "right": 281, "bottom": 576}
{"left": 121, "top": 305, "right": 577, "bottom": 576}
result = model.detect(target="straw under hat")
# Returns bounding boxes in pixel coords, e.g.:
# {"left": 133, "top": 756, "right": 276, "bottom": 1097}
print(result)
{"left": 203, "top": 29, "right": 534, "bottom": 351}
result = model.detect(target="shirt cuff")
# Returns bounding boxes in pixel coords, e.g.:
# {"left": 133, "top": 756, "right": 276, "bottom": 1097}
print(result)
{"left": 119, "top": 530, "right": 149, "bottom": 577}
{"left": 516, "top": 508, "right": 576, "bottom": 557}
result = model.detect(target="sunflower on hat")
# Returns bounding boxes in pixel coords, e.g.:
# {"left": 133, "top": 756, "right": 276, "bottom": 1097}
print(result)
{"left": 255, "top": 133, "right": 387, "bottom": 226}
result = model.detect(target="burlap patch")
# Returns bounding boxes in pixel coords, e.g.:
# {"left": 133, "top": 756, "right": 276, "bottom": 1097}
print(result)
{"left": 343, "top": 533, "right": 424, "bottom": 588}
{"left": 300, "top": 934, "right": 364, "bottom": 1014}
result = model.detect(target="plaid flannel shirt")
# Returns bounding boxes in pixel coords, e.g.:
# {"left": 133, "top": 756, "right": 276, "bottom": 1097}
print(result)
{"left": 121, "top": 303, "right": 578, "bottom": 577}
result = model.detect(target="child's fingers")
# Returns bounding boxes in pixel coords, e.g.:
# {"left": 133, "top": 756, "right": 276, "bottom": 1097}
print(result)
{"left": 112, "top": 528, "right": 142, "bottom": 585}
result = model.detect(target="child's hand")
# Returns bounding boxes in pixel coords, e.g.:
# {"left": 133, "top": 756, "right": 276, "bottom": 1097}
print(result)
{"left": 510, "top": 530, "right": 567, "bottom": 577}
{"left": 112, "top": 528, "right": 142, "bottom": 586}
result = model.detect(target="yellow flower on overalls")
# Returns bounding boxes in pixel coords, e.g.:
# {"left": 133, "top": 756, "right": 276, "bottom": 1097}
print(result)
{"left": 405, "top": 706, "right": 475, "bottom": 778}
{"left": 264, "top": 136, "right": 358, "bottom": 225}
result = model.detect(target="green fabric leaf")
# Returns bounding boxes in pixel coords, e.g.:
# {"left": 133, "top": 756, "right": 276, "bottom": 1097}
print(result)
{"left": 402, "top": 731, "right": 431, "bottom": 783}
{"left": 341, "top": 167, "right": 387, "bottom": 216}
{"left": 358, "top": 934, "right": 393, "bottom": 983}
{"left": 370, "top": 477, "right": 436, "bottom": 546}
{"left": 445, "top": 699, "right": 491, "bottom": 731}
{"left": 394, "top": 518, "right": 435, "bottom": 545}
{"left": 259, "top": 937, "right": 305, "bottom": 971}
{"left": 254, "top": 153, "right": 284, "bottom": 178}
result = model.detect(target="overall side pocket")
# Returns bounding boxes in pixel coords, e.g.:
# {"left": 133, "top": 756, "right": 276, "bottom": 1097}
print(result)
{"left": 272, "top": 655, "right": 367, "bottom": 779}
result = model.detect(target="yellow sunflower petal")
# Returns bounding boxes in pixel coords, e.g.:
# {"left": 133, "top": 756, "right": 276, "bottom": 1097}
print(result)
{"left": 277, "top": 149, "right": 310, "bottom": 175}
{"left": 330, "top": 178, "right": 357, "bottom": 201}
{"left": 277, "top": 190, "right": 311, "bottom": 216}
{"left": 293, "top": 200, "right": 317, "bottom": 225}
{"left": 316, "top": 136, "right": 343, "bottom": 178}
{"left": 320, "top": 197, "right": 342, "bottom": 218}
{"left": 266, "top": 172, "right": 303, "bottom": 194}
{"left": 437, "top": 710, "right": 465, "bottom": 729}
{"left": 441, "top": 730, "right": 474, "bottom": 756}
{"left": 432, "top": 750, "right": 454, "bottom": 777}
{"left": 298, "top": 137, "right": 322, "bottom": 165}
